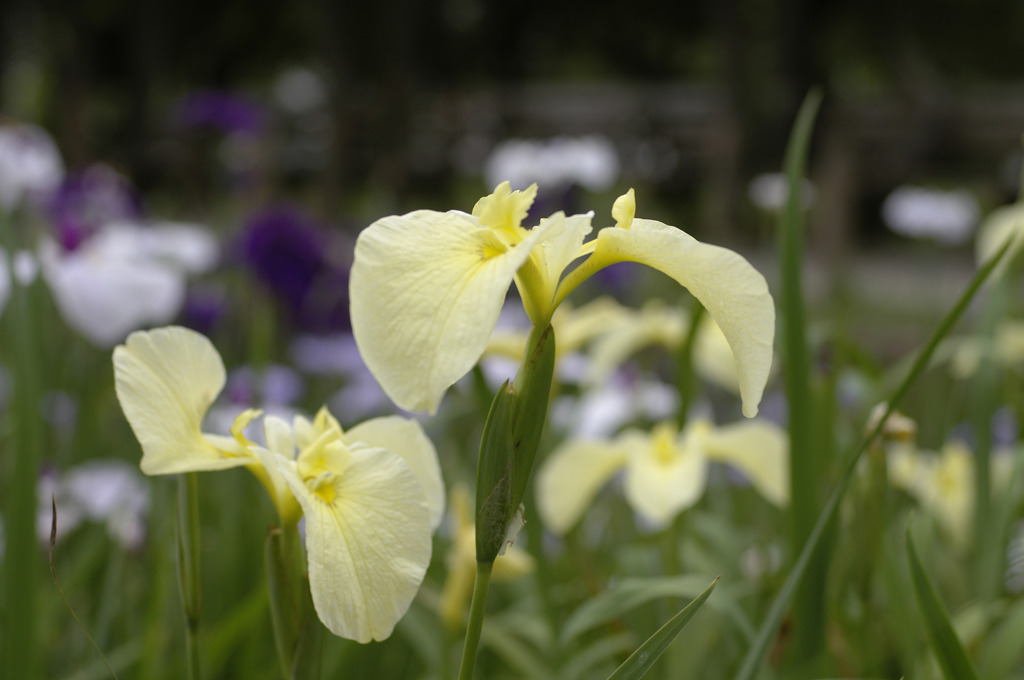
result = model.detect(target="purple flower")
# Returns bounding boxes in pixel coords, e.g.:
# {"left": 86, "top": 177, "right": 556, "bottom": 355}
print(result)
{"left": 173, "top": 90, "right": 267, "bottom": 136}
{"left": 47, "top": 164, "right": 141, "bottom": 251}
{"left": 233, "top": 206, "right": 350, "bottom": 333}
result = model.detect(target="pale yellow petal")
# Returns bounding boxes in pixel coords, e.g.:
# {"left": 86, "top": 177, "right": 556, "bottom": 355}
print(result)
{"left": 589, "top": 220, "right": 775, "bottom": 417}
{"left": 703, "top": 419, "right": 789, "bottom": 506}
{"left": 975, "top": 203, "right": 1024, "bottom": 270}
{"left": 277, "top": 446, "right": 432, "bottom": 643}
{"left": 532, "top": 212, "right": 593, "bottom": 305}
{"left": 113, "top": 326, "right": 240, "bottom": 475}
{"left": 536, "top": 438, "right": 629, "bottom": 534}
{"left": 623, "top": 428, "right": 707, "bottom": 527}
{"left": 250, "top": 443, "right": 302, "bottom": 525}
{"left": 585, "top": 300, "right": 687, "bottom": 386}
{"left": 344, "top": 416, "right": 445, "bottom": 530}
{"left": 350, "top": 209, "right": 550, "bottom": 413}
{"left": 694, "top": 317, "right": 743, "bottom": 394}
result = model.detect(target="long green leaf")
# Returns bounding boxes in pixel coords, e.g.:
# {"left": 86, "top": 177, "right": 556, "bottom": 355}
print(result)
{"left": 604, "top": 577, "right": 717, "bottom": 680}
{"left": 779, "top": 86, "right": 828, "bottom": 666}
{"left": 734, "top": 237, "right": 1011, "bottom": 680}
{"left": 906, "top": 524, "right": 981, "bottom": 680}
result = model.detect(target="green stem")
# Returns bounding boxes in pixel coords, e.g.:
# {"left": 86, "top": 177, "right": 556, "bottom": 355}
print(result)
{"left": 177, "top": 473, "right": 203, "bottom": 680}
{"left": 2, "top": 221, "right": 43, "bottom": 679}
{"left": 675, "top": 302, "right": 705, "bottom": 428}
{"left": 457, "top": 560, "right": 494, "bottom": 680}
{"left": 266, "top": 523, "right": 322, "bottom": 679}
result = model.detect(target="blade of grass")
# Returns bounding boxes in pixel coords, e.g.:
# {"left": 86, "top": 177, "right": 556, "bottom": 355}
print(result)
{"left": 734, "top": 238, "right": 1010, "bottom": 680}
{"left": 906, "top": 523, "right": 981, "bottom": 680}
{"left": 777, "top": 88, "right": 828, "bottom": 664}
{"left": 2, "top": 219, "right": 44, "bottom": 680}
{"left": 605, "top": 577, "right": 718, "bottom": 680}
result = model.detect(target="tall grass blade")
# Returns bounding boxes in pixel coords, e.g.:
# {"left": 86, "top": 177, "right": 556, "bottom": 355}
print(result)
{"left": 906, "top": 523, "right": 981, "bottom": 680}
{"left": 777, "top": 87, "right": 827, "bottom": 665}
{"left": 604, "top": 577, "right": 717, "bottom": 680}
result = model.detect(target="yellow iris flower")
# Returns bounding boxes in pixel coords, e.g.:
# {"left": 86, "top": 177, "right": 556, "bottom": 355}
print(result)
{"left": 350, "top": 183, "right": 775, "bottom": 417}
{"left": 536, "top": 418, "right": 789, "bottom": 534}
{"left": 113, "top": 326, "right": 444, "bottom": 643}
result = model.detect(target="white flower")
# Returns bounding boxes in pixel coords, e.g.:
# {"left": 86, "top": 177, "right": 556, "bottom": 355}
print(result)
{"left": 40, "top": 221, "right": 219, "bottom": 346}
{"left": 484, "top": 136, "right": 619, "bottom": 192}
{"left": 0, "top": 123, "right": 64, "bottom": 210}
{"left": 882, "top": 186, "right": 979, "bottom": 245}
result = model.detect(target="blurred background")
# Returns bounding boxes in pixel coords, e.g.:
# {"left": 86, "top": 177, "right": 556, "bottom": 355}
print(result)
{"left": 4, "top": 0, "right": 1024, "bottom": 250}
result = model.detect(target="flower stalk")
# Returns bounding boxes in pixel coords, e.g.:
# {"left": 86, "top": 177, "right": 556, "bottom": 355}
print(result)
{"left": 177, "top": 473, "right": 203, "bottom": 680}
{"left": 266, "top": 523, "right": 322, "bottom": 679}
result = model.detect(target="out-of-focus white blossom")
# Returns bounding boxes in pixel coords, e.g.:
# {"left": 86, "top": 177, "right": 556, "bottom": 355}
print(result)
{"left": 39, "top": 460, "right": 150, "bottom": 551}
{"left": 273, "top": 67, "right": 328, "bottom": 115}
{"left": 484, "top": 136, "right": 619, "bottom": 192}
{"left": 0, "top": 123, "right": 64, "bottom": 210}
{"left": 40, "top": 221, "right": 219, "bottom": 346}
{"left": 881, "top": 186, "right": 979, "bottom": 245}
{"left": 748, "top": 173, "right": 815, "bottom": 212}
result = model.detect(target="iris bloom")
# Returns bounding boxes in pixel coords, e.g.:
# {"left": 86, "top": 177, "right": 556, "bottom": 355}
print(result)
{"left": 537, "top": 418, "right": 788, "bottom": 534}
{"left": 42, "top": 220, "right": 219, "bottom": 347}
{"left": 888, "top": 439, "right": 1013, "bottom": 551}
{"left": 350, "top": 183, "right": 774, "bottom": 417}
{"left": 581, "top": 297, "right": 755, "bottom": 395}
{"left": 113, "top": 326, "right": 444, "bottom": 642}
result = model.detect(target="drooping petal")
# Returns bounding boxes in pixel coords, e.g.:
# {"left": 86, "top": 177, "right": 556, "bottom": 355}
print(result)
{"left": 344, "top": 415, "right": 445, "bottom": 530}
{"left": 113, "top": 326, "right": 241, "bottom": 474}
{"left": 276, "top": 445, "right": 432, "bottom": 643}
{"left": 623, "top": 426, "right": 707, "bottom": 528}
{"left": 351, "top": 209, "right": 554, "bottom": 413}
{"left": 703, "top": 419, "right": 789, "bottom": 506}
{"left": 588, "top": 219, "right": 775, "bottom": 417}
{"left": 536, "top": 439, "right": 629, "bottom": 534}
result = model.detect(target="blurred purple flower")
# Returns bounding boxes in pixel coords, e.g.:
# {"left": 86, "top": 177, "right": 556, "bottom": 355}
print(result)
{"left": 174, "top": 90, "right": 267, "bottom": 136}
{"left": 233, "top": 206, "right": 350, "bottom": 333}
{"left": 47, "top": 164, "right": 141, "bottom": 251}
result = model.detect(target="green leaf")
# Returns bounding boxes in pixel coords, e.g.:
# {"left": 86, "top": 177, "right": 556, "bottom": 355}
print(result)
{"left": 906, "top": 524, "right": 981, "bottom": 680}
{"left": 604, "top": 577, "right": 717, "bottom": 680}
{"left": 561, "top": 575, "right": 747, "bottom": 644}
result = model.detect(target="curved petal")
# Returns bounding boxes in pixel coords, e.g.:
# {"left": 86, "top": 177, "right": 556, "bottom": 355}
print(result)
{"left": 536, "top": 439, "right": 629, "bottom": 534}
{"left": 694, "top": 317, "right": 743, "bottom": 394}
{"left": 623, "top": 427, "right": 707, "bottom": 528}
{"left": 344, "top": 416, "right": 445, "bottom": 530}
{"left": 703, "top": 419, "right": 789, "bottom": 506}
{"left": 533, "top": 212, "right": 593, "bottom": 306}
{"left": 351, "top": 210, "right": 542, "bottom": 413}
{"left": 589, "top": 220, "right": 775, "bottom": 417}
{"left": 277, "top": 445, "right": 432, "bottom": 643}
{"left": 113, "top": 326, "right": 241, "bottom": 475}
